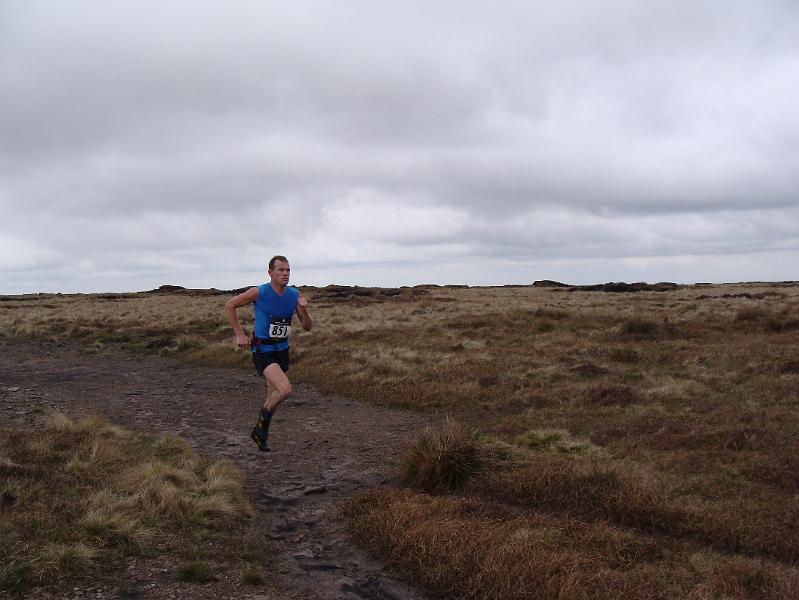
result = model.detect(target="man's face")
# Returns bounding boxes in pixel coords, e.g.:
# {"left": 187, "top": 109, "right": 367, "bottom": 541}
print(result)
{"left": 269, "top": 260, "right": 290, "bottom": 287}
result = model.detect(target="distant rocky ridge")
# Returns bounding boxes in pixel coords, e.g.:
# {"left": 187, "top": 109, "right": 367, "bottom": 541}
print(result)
{"left": 566, "top": 281, "right": 681, "bottom": 292}
{"left": 534, "top": 280, "right": 680, "bottom": 292}
{"left": 142, "top": 284, "right": 247, "bottom": 296}
{"left": 310, "top": 285, "right": 431, "bottom": 302}
{"left": 532, "top": 280, "right": 569, "bottom": 287}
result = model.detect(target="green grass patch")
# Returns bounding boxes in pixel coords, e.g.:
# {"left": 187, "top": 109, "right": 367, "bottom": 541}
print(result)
{"left": 242, "top": 568, "right": 265, "bottom": 586}
{"left": 177, "top": 561, "right": 214, "bottom": 583}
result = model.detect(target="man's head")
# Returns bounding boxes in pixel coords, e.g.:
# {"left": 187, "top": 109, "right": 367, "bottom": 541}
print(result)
{"left": 268, "top": 255, "right": 290, "bottom": 288}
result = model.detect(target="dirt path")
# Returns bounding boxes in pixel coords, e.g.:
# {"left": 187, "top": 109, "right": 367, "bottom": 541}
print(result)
{"left": 0, "top": 341, "right": 434, "bottom": 600}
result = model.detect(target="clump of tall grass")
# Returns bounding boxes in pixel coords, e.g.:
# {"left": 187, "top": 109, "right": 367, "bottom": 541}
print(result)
{"left": 176, "top": 561, "right": 215, "bottom": 583}
{"left": 608, "top": 346, "right": 641, "bottom": 362}
{"left": 582, "top": 384, "right": 641, "bottom": 406}
{"left": 399, "top": 420, "right": 484, "bottom": 493}
{"left": 242, "top": 568, "right": 265, "bottom": 586}
{"left": 39, "top": 543, "right": 97, "bottom": 578}
{"left": 515, "top": 428, "right": 600, "bottom": 455}
{"left": 619, "top": 316, "right": 661, "bottom": 337}
{"left": 766, "top": 315, "right": 799, "bottom": 333}
{"left": 480, "top": 454, "right": 681, "bottom": 529}
{"left": 80, "top": 507, "right": 152, "bottom": 552}
{"left": 734, "top": 306, "right": 772, "bottom": 322}
{"left": 732, "top": 305, "right": 799, "bottom": 333}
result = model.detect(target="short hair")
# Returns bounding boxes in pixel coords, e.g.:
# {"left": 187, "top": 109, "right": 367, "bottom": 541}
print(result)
{"left": 268, "top": 255, "right": 289, "bottom": 270}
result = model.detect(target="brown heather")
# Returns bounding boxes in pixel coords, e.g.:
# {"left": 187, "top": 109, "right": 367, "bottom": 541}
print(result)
{"left": 345, "top": 487, "right": 797, "bottom": 600}
{"left": 2, "top": 282, "right": 799, "bottom": 598}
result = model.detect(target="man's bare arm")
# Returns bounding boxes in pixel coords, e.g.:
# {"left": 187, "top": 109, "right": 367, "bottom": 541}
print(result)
{"left": 224, "top": 287, "right": 259, "bottom": 348}
{"left": 296, "top": 295, "right": 313, "bottom": 331}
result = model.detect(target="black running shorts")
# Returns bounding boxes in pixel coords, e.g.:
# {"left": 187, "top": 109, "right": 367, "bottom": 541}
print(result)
{"left": 252, "top": 348, "right": 290, "bottom": 376}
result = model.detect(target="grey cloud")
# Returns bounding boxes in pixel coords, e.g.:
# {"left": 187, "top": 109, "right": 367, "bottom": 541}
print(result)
{"left": 2, "top": 1, "right": 798, "bottom": 292}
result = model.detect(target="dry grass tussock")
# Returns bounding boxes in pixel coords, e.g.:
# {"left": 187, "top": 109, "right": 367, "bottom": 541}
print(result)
{"left": 0, "top": 412, "right": 259, "bottom": 595}
{"left": 2, "top": 282, "right": 799, "bottom": 597}
{"left": 398, "top": 419, "right": 485, "bottom": 493}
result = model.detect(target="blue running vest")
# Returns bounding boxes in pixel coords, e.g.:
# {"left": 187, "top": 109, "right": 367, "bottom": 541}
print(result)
{"left": 252, "top": 284, "right": 299, "bottom": 352}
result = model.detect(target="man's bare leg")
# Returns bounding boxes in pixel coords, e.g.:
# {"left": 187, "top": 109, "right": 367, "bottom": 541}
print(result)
{"left": 264, "top": 363, "right": 292, "bottom": 412}
{"left": 251, "top": 364, "right": 293, "bottom": 451}
{"left": 265, "top": 379, "right": 278, "bottom": 410}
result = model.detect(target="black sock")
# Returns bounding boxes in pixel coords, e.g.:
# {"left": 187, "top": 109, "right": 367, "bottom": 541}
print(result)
{"left": 257, "top": 408, "right": 273, "bottom": 436}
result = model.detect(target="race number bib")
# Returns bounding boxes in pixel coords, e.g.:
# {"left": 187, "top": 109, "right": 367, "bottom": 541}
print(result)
{"left": 268, "top": 318, "right": 291, "bottom": 339}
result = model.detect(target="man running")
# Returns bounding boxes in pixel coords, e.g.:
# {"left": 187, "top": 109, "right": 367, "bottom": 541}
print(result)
{"left": 224, "top": 255, "right": 313, "bottom": 451}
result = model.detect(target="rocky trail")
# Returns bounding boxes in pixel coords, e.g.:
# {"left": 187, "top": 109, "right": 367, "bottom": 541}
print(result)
{"left": 0, "top": 341, "right": 434, "bottom": 600}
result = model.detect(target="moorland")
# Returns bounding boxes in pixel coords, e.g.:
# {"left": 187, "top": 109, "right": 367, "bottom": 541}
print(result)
{"left": 1, "top": 281, "right": 798, "bottom": 599}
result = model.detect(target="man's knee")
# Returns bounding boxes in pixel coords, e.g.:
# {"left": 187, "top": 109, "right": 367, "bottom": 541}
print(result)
{"left": 271, "top": 373, "right": 291, "bottom": 399}
{"left": 265, "top": 367, "right": 292, "bottom": 399}
{"left": 278, "top": 381, "right": 293, "bottom": 399}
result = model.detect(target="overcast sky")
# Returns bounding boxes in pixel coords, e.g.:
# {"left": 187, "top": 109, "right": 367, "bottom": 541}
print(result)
{"left": 1, "top": 1, "right": 797, "bottom": 293}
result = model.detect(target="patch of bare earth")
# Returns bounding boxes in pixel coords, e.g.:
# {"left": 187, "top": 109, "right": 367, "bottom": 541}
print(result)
{"left": 0, "top": 341, "right": 433, "bottom": 600}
